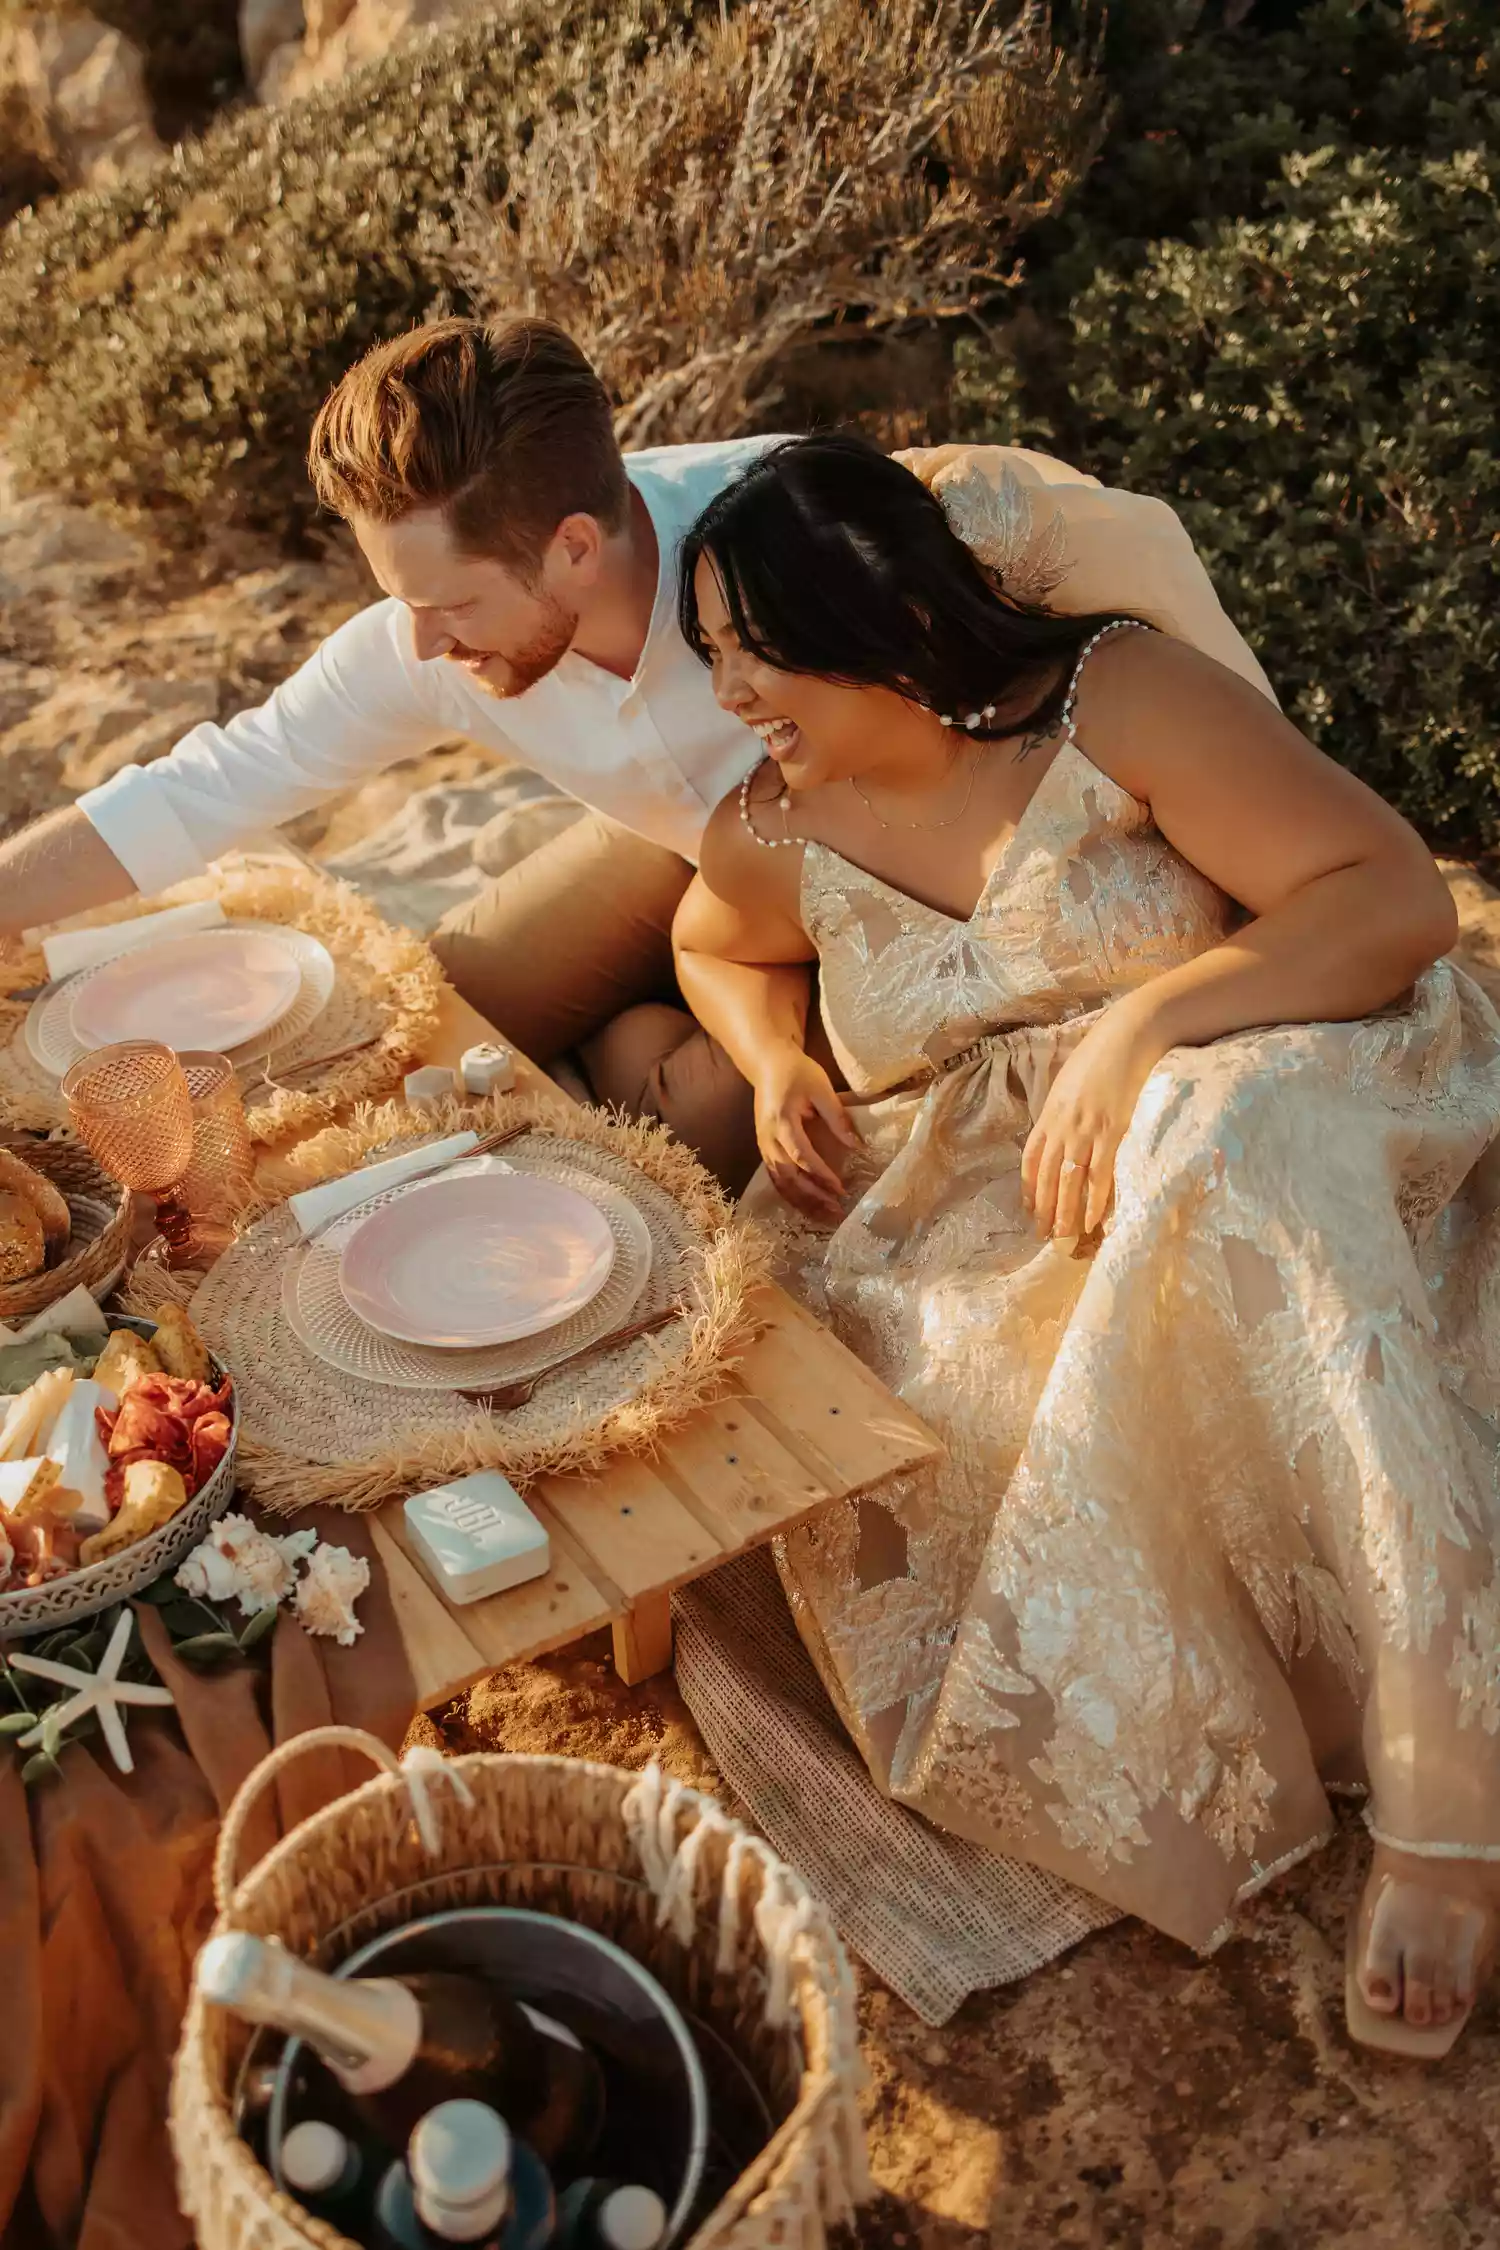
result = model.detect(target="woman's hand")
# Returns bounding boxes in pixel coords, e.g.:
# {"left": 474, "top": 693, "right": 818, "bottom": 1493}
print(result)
{"left": 1021, "top": 1001, "right": 1170, "bottom": 1239}
{"left": 756, "top": 1043, "right": 860, "bottom": 1223}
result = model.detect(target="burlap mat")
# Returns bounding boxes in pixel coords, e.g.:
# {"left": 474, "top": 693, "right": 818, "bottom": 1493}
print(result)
{"left": 0, "top": 855, "right": 444, "bottom": 1145}
{"left": 131, "top": 1089, "right": 770, "bottom": 1513}
{"left": 674, "top": 1548, "right": 1117, "bottom": 2026}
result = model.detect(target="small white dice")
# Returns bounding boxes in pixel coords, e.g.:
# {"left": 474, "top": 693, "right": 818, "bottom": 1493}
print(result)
{"left": 403, "top": 1472, "right": 550, "bottom": 1604}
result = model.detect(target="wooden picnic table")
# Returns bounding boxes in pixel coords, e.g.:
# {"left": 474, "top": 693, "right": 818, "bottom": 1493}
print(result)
{"left": 259, "top": 972, "right": 943, "bottom": 1706}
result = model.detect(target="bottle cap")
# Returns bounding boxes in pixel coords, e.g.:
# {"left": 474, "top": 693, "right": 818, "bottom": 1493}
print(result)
{"left": 281, "top": 2120, "right": 350, "bottom": 2196}
{"left": 411, "top": 2101, "right": 512, "bottom": 2240}
{"left": 598, "top": 2185, "right": 669, "bottom": 2250}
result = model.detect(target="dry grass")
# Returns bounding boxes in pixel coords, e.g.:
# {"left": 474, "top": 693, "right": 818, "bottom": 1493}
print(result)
{"left": 454, "top": 0, "right": 1105, "bottom": 448}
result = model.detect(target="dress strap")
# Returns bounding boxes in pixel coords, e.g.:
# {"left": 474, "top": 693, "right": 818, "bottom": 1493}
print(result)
{"left": 1058, "top": 618, "right": 1151, "bottom": 745}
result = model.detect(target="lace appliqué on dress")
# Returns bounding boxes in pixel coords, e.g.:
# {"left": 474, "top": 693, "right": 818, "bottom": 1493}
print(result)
{"left": 933, "top": 460, "right": 1071, "bottom": 605}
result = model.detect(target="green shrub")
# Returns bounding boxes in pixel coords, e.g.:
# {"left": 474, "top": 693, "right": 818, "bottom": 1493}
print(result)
{"left": 1029, "top": 0, "right": 1494, "bottom": 317}
{"left": 0, "top": 0, "right": 1098, "bottom": 540}
{"left": 453, "top": 0, "right": 1103, "bottom": 449}
{"left": 958, "top": 116, "right": 1500, "bottom": 849}
{"left": 0, "top": 0, "right": 706, "bottom": 540}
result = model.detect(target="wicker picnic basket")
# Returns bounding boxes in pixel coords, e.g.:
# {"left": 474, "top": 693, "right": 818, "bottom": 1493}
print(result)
{"left": 0, "top": 1135, "right": 138, "bottom": 1325}
{"left": 171, "top": 1727, "right": 868, "bottom": 2250}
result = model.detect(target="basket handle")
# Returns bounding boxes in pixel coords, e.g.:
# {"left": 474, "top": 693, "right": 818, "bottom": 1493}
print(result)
{"left": 213, "top": 1724, "right": 402, "bottom": 1917}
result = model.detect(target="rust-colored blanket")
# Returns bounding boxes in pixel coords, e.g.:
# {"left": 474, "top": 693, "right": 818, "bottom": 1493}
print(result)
{"left": 0, "top": 1513, "right": 413, "bottom": 2249}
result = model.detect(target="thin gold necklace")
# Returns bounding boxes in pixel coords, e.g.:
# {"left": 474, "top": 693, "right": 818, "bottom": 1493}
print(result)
{"left": 849, "top": 742, "right": 984, "bottom": 832}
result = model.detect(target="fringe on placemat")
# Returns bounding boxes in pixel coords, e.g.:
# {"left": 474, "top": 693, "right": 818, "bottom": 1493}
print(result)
{"left": 0, "top": 856, "right": 443, "bottom": 1140}
{"left": 149, "top": 1087, "right": 774, "bottom": 1512}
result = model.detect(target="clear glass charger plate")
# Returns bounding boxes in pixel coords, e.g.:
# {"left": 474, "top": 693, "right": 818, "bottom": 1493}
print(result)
{"left": 281, "top": 1156, "right": 654, "bottom": 1391}
{"left": 25, "top": 920, "right": 336, "bottom": 1079}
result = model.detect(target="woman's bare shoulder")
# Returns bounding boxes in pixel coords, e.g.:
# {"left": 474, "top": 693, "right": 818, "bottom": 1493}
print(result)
{"left": 699, "top": 763, "right": 805, "bottom": 908}
{"left": 1072, "top": 624, "right": 1295, "bottom": 795}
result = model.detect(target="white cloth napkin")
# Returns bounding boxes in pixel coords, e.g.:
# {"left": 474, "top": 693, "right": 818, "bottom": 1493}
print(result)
{"left": 0, "top": 1283, "right": 111, "bottom": 1351}
{"left": 288, "top": 1131, "right": 481, "bottom": 1238}
{"left": 37, "top": 898, "right": 227, "bottom": 981}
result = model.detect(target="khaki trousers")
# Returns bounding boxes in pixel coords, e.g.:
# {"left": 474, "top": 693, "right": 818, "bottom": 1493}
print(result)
{"left": 430, "top": 811, "right": 763, "bottom": 1192}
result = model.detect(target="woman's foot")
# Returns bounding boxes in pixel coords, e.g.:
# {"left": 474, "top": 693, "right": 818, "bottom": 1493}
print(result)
{"left": 1347, "top": 1842, "right": 1500, "bottom": 2054}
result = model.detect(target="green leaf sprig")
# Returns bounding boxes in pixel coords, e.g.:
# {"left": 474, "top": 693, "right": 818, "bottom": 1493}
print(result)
{"left": 1, "top": 1573, "right": 279, "bottom": 1787}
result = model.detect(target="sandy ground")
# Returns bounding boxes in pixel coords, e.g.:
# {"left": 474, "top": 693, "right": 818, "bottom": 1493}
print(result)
{"left": 6, "top": 479, "right": 1500, "bottom": 2247}
{"left": 410, "top": 1642, "right": 1500, "bottom": 2250}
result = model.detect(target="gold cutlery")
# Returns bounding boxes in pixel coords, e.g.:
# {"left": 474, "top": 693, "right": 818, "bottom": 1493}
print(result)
{"left": 237, "top": 1034, "right": 383, "bottom": 1088}
{"left": 461, "top": 1303, "right": 683, "bottom": 1412}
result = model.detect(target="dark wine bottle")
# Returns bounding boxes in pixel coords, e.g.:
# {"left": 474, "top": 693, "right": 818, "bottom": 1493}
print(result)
{"left": 557, "top": 2178, "right": 669, "bottom": 2250}
{"left": 197, "top": 1933, "right": 603, "bottom": 2164}
{"left": 372, "top": 2100, "right": 554, "bottom": 2250}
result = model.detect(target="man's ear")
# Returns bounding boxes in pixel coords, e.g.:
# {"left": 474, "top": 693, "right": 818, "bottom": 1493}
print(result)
{"left": 551, "top": 510, "right": 606, "bottom": 579}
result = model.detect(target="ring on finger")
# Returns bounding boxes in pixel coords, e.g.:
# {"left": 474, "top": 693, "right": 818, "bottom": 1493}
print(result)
{"left": 1060, "top": 1156, "right": 1087, "bottom": 1175}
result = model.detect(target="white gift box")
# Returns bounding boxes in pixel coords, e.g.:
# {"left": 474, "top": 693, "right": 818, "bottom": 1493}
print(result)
{"left": 403, "top": 1472, "right": 550, "bottom": 1605}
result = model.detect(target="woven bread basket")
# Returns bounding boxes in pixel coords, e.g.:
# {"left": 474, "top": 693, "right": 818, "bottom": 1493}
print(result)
{"left": 0, "top": 1136, "right": 138, "bottom": 1324}
{"left": 171, "top": 1727, "right": 868, "bottom": 2250}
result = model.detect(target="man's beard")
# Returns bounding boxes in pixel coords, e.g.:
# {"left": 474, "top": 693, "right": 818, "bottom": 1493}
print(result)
{"left": 451, "top": 594, "right": 578, "bottom": 700}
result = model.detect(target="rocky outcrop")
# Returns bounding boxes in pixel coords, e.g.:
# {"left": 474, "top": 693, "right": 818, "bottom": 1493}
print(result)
{"left": 250, "top": 0, "right": 478, "bottom": 103}
{"left": 1, "top": 9, "right": 162, "bottom": 188}
{"left": 238, "top": 0, "right": 306, "bottom": 95}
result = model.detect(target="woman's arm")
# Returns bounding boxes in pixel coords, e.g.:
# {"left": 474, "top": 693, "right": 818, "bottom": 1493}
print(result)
{"left": 1025, "top": 630, "right": 1459, "bottom": 1237}
{"left": 674, "top": 795, "right": 857, "bottom": 1217}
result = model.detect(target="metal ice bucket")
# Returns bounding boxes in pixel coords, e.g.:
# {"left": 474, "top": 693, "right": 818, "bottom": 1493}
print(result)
{"left": 266, "top": 1905, "right": 711, "bottom": 2242}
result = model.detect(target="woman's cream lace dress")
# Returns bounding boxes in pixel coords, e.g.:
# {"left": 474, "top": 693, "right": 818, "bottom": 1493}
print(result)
{"left": 742, "top": 630, "right": 1500, "bottom": 1950}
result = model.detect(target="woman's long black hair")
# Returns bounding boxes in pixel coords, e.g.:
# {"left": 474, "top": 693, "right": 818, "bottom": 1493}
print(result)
{"left": 678, "top": 433, "right": 1137, "bottom": 741}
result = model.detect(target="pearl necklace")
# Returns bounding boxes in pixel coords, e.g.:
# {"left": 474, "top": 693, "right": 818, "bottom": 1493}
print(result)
{"left": 737, "top": 697, "right": 1001, "bottom": 850}
{"left": 738, "top": 763, "right": 800, "bottom": 850}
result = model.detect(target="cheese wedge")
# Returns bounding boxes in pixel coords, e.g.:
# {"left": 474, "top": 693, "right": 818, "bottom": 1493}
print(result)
{"left": 0, "top": 1368, "right": 73, "bottom": 1461}
{"left": 45, "top": 1379, "right": 112, "bottom": 1532}
{"left": 0, "top": 1456, "right": 63, "bottom": 1515}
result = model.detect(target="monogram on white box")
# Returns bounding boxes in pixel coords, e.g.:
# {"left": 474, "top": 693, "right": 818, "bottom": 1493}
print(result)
{"left": 403, "top": 1471, "right": 551, "bottom": 1604}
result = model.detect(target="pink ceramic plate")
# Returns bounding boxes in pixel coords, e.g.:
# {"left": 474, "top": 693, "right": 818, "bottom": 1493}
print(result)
{"left": 337, "top": 1170, "right": 617, "bottom": 1347}
{"left": 68, "top": 928, "right": 304, "bottom": 1053}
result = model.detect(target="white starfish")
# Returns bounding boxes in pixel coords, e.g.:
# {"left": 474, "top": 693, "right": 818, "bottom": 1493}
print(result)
{"left": 11, "top": 1609, "right": 176, "bottom": 1775}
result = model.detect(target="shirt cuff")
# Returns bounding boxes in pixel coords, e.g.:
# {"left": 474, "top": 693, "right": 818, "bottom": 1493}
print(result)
{"left": 76, "top": 764, "right": 210, "bottom": 894}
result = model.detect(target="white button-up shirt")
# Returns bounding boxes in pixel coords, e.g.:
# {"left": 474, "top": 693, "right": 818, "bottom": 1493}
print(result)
{"left": 77, "top": 436, "right": 785, "bottom": 894}
{"left": 78, "top": 435, "right": 1274, "bottom": 896}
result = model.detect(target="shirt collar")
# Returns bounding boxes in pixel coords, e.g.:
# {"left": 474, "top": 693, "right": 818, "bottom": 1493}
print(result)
{"left": 623, "top": 454, "right": 705, "bottom": 690}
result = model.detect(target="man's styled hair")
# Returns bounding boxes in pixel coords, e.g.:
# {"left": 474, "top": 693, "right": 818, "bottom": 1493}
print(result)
{"left": 307, "top": 316, "right": 630, "bottom": 574}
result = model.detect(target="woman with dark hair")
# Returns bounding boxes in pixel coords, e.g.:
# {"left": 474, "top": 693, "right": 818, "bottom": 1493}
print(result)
{"left": 673, "top": 434, "right": 1500, "bottom": 2056}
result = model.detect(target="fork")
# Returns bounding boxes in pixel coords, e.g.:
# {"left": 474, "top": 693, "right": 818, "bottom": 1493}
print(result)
{"left": 302, "top": 1121, "right": 531, "bottom": 1241}
{"left": 460, "top": 1302, "right": 683, "bottom": 1412}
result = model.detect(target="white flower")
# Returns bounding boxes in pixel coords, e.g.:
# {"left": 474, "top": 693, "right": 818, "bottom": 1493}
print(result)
{"left": 175, "top": 1515, "right": 318, "bottom": 1618}
{"left": 294, "top": 1542, "right": 370, "bottom": 1646}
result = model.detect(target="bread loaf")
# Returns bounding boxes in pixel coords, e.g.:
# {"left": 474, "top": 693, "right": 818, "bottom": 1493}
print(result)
{"left": 0, "top": 1192, "right": 45, "bottom": 1283}
{"left": 151, "top": 1303, "right": 210, "bottom": 1383}
{"left": 0, "top": 1149, "right": 71, "bottom": 1258}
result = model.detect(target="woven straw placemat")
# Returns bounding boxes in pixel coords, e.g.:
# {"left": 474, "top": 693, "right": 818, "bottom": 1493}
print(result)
{"left": 130, "top": 1090, "right": 770, "bottom": 1511}
{"left": 0, "top": 856, "right": 443, "bottom": 1145}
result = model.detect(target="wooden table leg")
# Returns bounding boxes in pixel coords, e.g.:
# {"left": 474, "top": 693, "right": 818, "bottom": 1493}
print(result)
{"left": 611, "top": 1589, "right": 674, "bottom": 1685}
